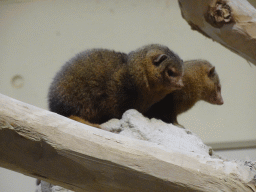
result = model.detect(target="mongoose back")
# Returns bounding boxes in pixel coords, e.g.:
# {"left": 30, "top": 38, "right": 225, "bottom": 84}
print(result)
{"left": 48, "top": 44, "right": 184, "bottom": 125}
{"left": 145, "top": 60, "right": 223, "bottom": 127}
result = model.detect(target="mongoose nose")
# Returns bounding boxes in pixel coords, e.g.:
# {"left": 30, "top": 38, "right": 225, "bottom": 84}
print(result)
{"left": 176, "top": 78, "right": 184, "bottom": 89}
{"left": 217, "top": 97, "right": 224, "bottom": 105}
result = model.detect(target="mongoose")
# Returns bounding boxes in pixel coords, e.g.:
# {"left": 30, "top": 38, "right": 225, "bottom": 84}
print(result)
{"left": 48, "top": 44, "right": 184, "bottom": 126}
{"left": 145, "top": 59, "right": 223, "bottom": 127}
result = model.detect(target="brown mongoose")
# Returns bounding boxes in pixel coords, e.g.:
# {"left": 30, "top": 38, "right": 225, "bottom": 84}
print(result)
{"left": 48, "top": 44, "right": 184, "bottom": 126}
{"left": 144, "top": 59, "right": 223, "bottom": 127}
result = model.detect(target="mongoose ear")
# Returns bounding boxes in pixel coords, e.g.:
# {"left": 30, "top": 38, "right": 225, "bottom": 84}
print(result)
{"left": 208, "top": 66, "right": 215, "bottom": 77}
{"left": 153, "top": 54, "right": 168, "bottom": 66}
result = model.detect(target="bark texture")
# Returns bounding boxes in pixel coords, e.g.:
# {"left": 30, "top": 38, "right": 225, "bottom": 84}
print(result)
{"left": 0, "top": 94, "right": 255, "bottom": 191}
{"left": 178, "top": 0, "right": 256, "bottom": 65}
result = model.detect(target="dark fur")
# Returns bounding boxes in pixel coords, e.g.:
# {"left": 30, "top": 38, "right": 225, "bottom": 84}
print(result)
{"left": 145, "top": 60, "right": 223, "bottom": 127}
{"left": 48, "top": 44, "right": 184, "bottom": 124}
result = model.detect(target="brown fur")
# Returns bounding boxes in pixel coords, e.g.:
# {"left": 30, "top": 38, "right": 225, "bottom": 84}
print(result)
{"left": 145, "top": 60, "right": 223, "bottom": 127}
{"left": 48, "top": 44, "right": 184, "bottom": 126}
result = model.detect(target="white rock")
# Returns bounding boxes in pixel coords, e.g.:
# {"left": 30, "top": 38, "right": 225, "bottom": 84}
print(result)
{"left": 102, "top": 109, "right": 212, "bottom": 156}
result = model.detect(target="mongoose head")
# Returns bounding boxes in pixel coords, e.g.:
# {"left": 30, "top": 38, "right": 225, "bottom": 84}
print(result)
{"left": 128, "top": 44, "right": 184, "bottom": 93}
{"left": 203, "top": 64, "right": 224, "bottom": 105}
{"left": 185, "top": 60, "right": 224, "bottom": 105}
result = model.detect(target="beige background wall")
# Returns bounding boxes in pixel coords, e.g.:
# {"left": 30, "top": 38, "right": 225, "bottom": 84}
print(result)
{"left": 0, "top": 0, "right": 256, "bottom": 191}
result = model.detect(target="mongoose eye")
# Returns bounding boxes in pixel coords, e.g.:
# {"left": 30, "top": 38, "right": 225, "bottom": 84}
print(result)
{"left": 217, "top": 85, "right": 221, "bottom": 92}
{"left": 153, "top": 54, "right": 168, "bottom": 66}
{"left": 167, "top": 69, "right": 175, "bottom": 77}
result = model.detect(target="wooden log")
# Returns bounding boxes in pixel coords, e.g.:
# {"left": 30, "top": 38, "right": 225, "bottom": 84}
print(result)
{"left": 178, "top": 0, "right": 256, "bottom": 66}
{"left": 0, "top": 93, "right": 255, "bottom": 192}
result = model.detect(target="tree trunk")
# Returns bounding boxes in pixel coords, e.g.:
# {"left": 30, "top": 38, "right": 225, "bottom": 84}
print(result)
{"left": 178, "top": 0, "right": 256, "bottom": 66}
{"left": 0, "top": 93, "right": 255, "bottom": 191}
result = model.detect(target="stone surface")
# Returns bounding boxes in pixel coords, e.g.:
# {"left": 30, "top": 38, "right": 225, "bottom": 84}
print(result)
{"left": 102, "top": 109, "right": 211, "bottom": 156}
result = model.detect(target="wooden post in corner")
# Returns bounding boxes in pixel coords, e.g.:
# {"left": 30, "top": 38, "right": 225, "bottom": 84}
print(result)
{"left": 178, "top": 0, "right": 256, "bottom": 66}
{"left": 0, "top": 93, "right": 255, "bottom": 192}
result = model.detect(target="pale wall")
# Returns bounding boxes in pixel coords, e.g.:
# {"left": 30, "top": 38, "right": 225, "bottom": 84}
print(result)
{"left": 0, "top": 0, "right": 256, "bottom": 191}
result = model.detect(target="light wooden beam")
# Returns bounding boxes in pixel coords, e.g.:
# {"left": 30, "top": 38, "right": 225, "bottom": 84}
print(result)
{"left": 0, "top": 93, "right": 255, "bottom": 192}
{"left": 178, "top": 0, "right": 256, "bottom": 65}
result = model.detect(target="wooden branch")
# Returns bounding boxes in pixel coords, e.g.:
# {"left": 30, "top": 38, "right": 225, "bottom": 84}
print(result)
{"left": 178, "top": 0, "right": 256, "bottom": 66}
{"left": 0, "top": 93, "right": 255, "bottom": 192}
